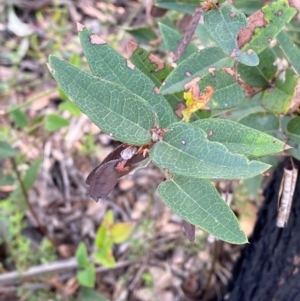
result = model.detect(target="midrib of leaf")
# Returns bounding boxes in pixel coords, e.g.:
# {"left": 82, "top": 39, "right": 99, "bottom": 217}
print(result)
{"left": 212, "top": 80, "right": 239, "bottom": 93}
{"left": 256, "top": 67, "right": 269, "bottom": 82}
{"left": 171, "top": 179, "right": 242, "bottom": 241}
{"left": 220, "top": 9, "right": 236, "bottom": 45}
{"left": 161, "top": 138, "right": 256, "bottom": 173}
{"left": 57, "top": 62, "right": 154, "bottom": 133}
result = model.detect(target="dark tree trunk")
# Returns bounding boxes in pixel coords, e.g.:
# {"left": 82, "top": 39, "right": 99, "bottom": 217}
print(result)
{"left": 221, "top": 159, "right": 300, "bottom": 301}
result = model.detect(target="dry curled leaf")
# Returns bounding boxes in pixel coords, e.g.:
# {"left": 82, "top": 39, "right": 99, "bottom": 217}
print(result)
{"left": 277, "top": 164, "right": 298, "bottom": 228}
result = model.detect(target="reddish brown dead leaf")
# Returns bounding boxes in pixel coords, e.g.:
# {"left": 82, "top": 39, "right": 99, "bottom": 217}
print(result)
{"left": 148, "top": 53, "right": 165, "bottom": 72}
{"left": 288, "top": 0, "right": 300, "bottom": 11}
{"left": 86, "top": 144, "right": 127, "bottom": 185}
{"left": 174, "top": 102, "right": 186, "bottom": 118}
{"left": 90, "top": 34, "right": 106, "bottom": 45}
{"left": 183, "top": 77, "right": 201, "bottom": 91}
{"left": 150, "top": 5, "right": 168, "bottom": 17}
{"left": 89, "top": 159, "right": 120, "bottom": 201}
{"left": 127, "top": 40, "right": 138, "bottom": 57}
{"left": 237, "top": 10, "right": 267, "bottom": 48}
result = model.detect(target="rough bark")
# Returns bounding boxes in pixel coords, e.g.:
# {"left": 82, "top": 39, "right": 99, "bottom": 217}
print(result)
{"left": 221, "top": 159, "right": 300, "bottom": 301}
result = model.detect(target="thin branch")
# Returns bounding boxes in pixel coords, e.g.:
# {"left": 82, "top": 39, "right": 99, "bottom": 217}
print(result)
{"left": 173, "top": 7, "right": 202, "bottom": 62}
{"left": 10, "top": 158, "right": 58, "bottom": 248}
{"left": 0, "top": 257, "right": 140, "bottom": 286}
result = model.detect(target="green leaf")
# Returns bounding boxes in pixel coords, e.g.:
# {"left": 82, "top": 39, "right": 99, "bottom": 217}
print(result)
{"left": 79, "top": 288, "right": 108, "bottom": 301}
{"left": 243, "top": 174, "right": 263, "bottom": 200}
{"left": 127, "top": 42, "right": 183, "bottom": 118}
{"left": 233, "top": 0, "right": 263, "bottom": 15}
{"left": 48, "top": 55, "right": 154, "bottom": 146}
{"left": 199, "top": 70, "right": 245, "bottom": 109}
{"left": 287, "top": 117, "right": 300, "bottom": 136}
{"left": 160, "top": 47, "right": 234, "bottom": 95}
{"left": 59, "top": 100, "right": 81, "bottom": 117}
{"left": 78, "top": 26, "right": 175, "bottom": 128}
{"left": 286, "top": 133, "right": 300, "bottom": 160}
{"left": 95, "top": 224, "right": 108, "bottom": 249}
{"left": 126, "top": 27, "right": 157, "bottom": 45}
{"left": 239, "top": 112, "right": 279, "bottom": 133}
{"left": 224, "top": 93, "right": 265, "bottom": 121}
{"left": 158, "top": 175, "right": 247, "bottom": 244}
{"left": 9, "top": 108, "right": 28, "bottom": 129}
{"left": 23, "top": 158, "right": 42, "bottom": 191}
{"left": 94, "top": 247, "right": 116, "bottom": 268}
{"left": 260, "top": 68, "right": 298, "bottom": 114}
{"left": 238, "top": 47, "right": 277, "bottom": 88}
{"left": 195, "top": 23, "right": 215, "bottom": 47}
{"left": 0, "top": 170, "right": 15, "bottom": 186}
{"left": 150, "top": 123, "right": 270, "bottom": 179}
{"left": 277, "top": 31, "right": 300, "bottom": 77}
{"left": 128, "top": 41, "right": 173, "bottom": 85}
{"left": 192, "top": 118, "right": 285, "bottom": 158}
{"left": 111, "top": 222, "right": 135, "bottom": 244}
{"left": 241, "top": 0, "right": 297, "bottom": 54}
{"left": 77, "top": 264, "right": 95, "bottom": 288}
{"left": 286, "top": 117, "right": 300, "bottom": 160}
{"left": 204, "top": 5, "right": 259, "bottom": 66}
{"left": 155, "top": 0, "right": 199, "bottom": 14}
{"left": 76, "top": 242, "right": 89, "bottom": 268}
{"left": 0, "top": 140, "right": 18, "bottom": 159}
{"left": 159, "top": 23, "right": 198, "bottom": 63}
{"left": 44, "top": 114, "right": 70, "bottom": 132}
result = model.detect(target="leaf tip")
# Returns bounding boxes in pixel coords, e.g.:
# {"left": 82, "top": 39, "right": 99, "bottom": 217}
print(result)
{"left": 153, "top": 86, "right": 160, "bottom": 95}
{"left": 127, "top": 40, "right": 138, "bottom": 57}
{"left": 126, "top": 59, "right": 135, "bottom": 70}
{"left": 284, "top": 143, "right": 292, "bottom": 151}
{"left": 46, "top": 62, "right": 52, "bottom": 72}
{"left": 90, "top": 34, "right": 106, "bottom": 45}
{"left": 77, "top": 22, "right": 85, "bottom": 32}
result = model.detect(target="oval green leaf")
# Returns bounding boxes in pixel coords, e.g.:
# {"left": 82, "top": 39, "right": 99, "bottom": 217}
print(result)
{"left": 48, "top": 55, "right": 154, "bottom": 146}
{"left": 78, "top": 25, "right": 175, "bottom": 128}
{"left": 77, "top": 264, "right": 95, "bottom": 288}
{"left": 0, "top": 140, "right": 18, "bottom": 159}
{"left": 261, "top": 68, "right": 298, "bottom": 114}
{"left": 238, "top": 47, "right": 277, "bottom": 88}
{"left": 158, "top": 175, "right": 247, "bottom": 244}
{"left": 128, "top": 41, "right": 173, "bottom": 85}
{"left": 160, "top": 47, "right": 234, "bottom": 95}
{"left": 44, "top": 114, "right": 69, "bottom": 132}
{"left": 200, "top": 70, "right": 245, "bottom": 109}
{"left": 287, "top": 117, "right": 300, "bottom": 136}
{"left": 286, "top": 133, "right": 300, "bottom": 161}
{"left": 76, "top": 242, "right": 89, "bottom": 268}
{"left": 204, "top": 5, "right": 259, "bottom": 66}
{"left": 150, "top": 123, "right": 270, "bottom": 179}
{"left": 277, "top": 31, "right": 300, "bottom": 77}
{"left": 239, "top": 112, "right": 279, "bottom": 133}
{"left": 287, "top": 117, "right": 300, "bottom": 160}
{"left": 192, "top": 118, "right": 284, "bottom": 158}
{"left": 241, "top": 0, "right": 297, "bottom": 54}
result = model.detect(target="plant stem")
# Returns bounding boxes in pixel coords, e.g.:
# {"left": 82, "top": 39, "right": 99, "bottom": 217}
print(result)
{"left": 10, "top": 158, "right": 58, "bottom": 248}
